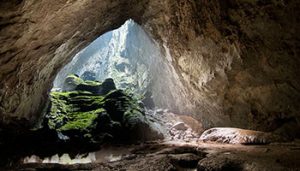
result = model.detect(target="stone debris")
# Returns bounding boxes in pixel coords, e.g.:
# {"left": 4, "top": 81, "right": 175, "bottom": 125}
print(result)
{"left": 155, "top": 109, "right": 164, "bottom": 114}
{"left": 146, "top": 109, "right": 202, "bottom": 143}
{"left": 172, "top": 122, "right": 188, "bottom": 131}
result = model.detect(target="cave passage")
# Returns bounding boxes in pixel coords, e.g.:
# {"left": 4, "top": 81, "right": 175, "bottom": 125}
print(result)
{"left": 18, "top": 19, "right": 204, "bottom": 165}
{"left": 7, "top": 18, "right": 299, "bottom": 169}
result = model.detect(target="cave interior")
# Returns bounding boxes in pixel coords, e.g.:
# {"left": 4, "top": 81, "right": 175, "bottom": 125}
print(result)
{"left": 0, "top": 0, "right": 300, "bottom": 170}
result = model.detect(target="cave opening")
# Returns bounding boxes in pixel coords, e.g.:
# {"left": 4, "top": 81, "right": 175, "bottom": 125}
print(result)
{"left": 52, "top": 19, "right": 157, "bottom": 110}
{"left": 18, "top": 19, "right": 203, "bottom": 165}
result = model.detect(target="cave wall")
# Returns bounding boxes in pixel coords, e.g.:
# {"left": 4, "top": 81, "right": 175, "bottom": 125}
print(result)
{"left": 0, "top": 0, "right": 148, "bottom": 127}
{"left": 140, "top": 0, "right": 300, "bottom": 136}
{"left": 0, "top": 0, "right": 299, "bottom": 136}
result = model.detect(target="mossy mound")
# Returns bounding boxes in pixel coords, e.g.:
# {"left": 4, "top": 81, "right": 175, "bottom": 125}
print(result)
{"left": 62, "top": 74, "right": 116, "bottom": 95}
{"left": 46, "top": 75, "right": 154, "bottom": 143}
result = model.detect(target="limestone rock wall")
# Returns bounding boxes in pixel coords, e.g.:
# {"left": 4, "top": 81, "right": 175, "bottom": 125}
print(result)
{"left": 0, "top": 0, "right": 147, "bottom": 126}
{"left": 141, "top": 0, "right": 300, "bottom": 136}
{"left": 0, "top": 0, "right": 299, "bottom": 137}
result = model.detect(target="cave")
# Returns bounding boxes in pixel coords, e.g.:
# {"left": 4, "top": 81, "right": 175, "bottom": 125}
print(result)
{"left": 52, "top": 19, "right": 186, "bottom": 114}
{"left": 0, "top": 0, "right": 300, "bottom": 170}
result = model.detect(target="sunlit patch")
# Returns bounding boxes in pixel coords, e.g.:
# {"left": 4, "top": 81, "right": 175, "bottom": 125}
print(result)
{"left": 106, "top": 154, "right": 122, "bottom": 162}
{"left": 23, "top": 153, "right": 96, "bottom": 164}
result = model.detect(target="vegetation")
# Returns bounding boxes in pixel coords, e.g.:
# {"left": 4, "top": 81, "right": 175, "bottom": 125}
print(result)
{"left": 46, "top": 75, "right": 146, "bottom": 143}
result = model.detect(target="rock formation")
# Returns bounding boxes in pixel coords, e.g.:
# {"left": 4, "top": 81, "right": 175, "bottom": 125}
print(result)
{"left": 199, "top": 127, "right": 286, "bottom": 144}
{"left": 0, "top": 0, "right": 300, "bottom": 139}
{"left": 48, "top": 75, "right": 162, "bottom": 143}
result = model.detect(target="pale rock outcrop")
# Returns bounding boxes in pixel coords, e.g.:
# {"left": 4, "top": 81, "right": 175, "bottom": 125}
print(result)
{"left": 199, "top": 127, "right": 286, "bottom": 144}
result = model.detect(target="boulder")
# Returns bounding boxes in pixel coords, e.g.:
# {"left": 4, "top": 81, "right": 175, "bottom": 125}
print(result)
{"left": 172, "top": 122, "right": 188, "bottom": 131}
{"left": 155, "top": 109, "right": 164, "bottom": 114}
{"left": 75, "top": 81, "right": 102, "bottom": 94}
{"left": 100, "top": 78, "right": 117, "bottom": 95}
{"left": 62, "top": 74, "right": 83, "bottom": 91}
{"left": 62, "top": 74, "right": 116, "bottom": 95}
{"left": 178, "top": 115, "right": 204, "bottom": 135}
{"left": 199, "top": 127, "right": 286, "bottom": 144}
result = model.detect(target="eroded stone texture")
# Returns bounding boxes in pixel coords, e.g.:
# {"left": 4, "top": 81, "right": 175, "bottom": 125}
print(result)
{"left": 0, "top": 0, "right": 300, "bottom": 137}
{"left": 141, "top": 0, "right": 300, "bottom": 136}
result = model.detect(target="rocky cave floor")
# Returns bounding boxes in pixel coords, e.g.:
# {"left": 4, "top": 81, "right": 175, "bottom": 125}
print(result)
{"left": 15, "top": 141, "right": 300, "bottom": 171}
{"left": 1, "top": 110, "right": 300, "bottom": 171}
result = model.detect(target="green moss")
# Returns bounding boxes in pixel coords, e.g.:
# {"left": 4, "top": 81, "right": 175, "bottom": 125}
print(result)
{"left": 63, "top": 74, "right": 103, "bottom": 94}
{"left": 83, "top": 80, "right": 102, "bottom": 86}
{"left": 67, "top": 74, "right": 84, "bottom": 85}
{"left": 47, "top": 77, "right": 147, "bottom": 142}
{"left": 58, "top": 108, "right": 105, "bottom": 131}
{"left": 48, "top": 91, "right": 107, "bottom": 130}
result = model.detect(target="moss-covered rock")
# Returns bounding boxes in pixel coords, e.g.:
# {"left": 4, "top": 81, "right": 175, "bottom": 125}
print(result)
{"left": 62, "top": 74, "right": 83, "bottom": 91}
{"left": 46, "top": 76, "right": 153, "bottom": 143}
{"left": 62, "top": 74, "right": 116, "bottom": 95}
